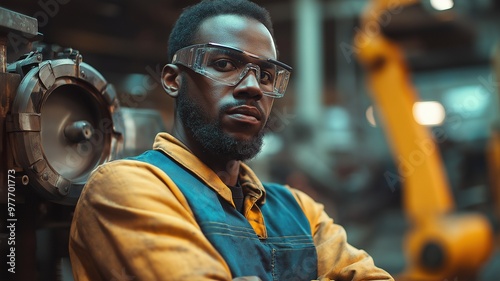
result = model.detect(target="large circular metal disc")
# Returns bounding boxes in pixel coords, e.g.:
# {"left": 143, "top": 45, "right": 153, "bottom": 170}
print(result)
{"left": 40, "top": 80, "right": 109, "bottom": 183}
{"left": 9, "top": 57, "right": 124, "bottom": 204}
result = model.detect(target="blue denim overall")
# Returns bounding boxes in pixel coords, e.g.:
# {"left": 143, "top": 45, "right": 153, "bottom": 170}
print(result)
{"left": 133, "top": 150, "right": 318, "bottom": 281}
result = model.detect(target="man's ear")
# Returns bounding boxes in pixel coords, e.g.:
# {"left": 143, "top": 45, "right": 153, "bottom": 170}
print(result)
{"left": 162, "top": 64, "right": 182, "bottom": 98}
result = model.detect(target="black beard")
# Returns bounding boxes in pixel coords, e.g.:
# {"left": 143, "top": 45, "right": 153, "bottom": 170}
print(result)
{"left": 176, "top": 83, "right": 265, "bottom": 161}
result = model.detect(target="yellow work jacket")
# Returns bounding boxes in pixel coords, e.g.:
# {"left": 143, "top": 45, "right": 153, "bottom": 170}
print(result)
{"left": 69, "top": 132, "right": 394, "bottom": 281}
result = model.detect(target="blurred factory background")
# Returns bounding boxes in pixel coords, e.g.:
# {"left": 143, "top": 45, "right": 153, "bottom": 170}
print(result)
{"left": 1, "top": 0, "right": 500, "bottom": 280}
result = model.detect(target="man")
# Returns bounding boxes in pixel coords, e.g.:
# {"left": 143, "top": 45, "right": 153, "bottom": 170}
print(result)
{"left": 69, "top": 0, "right": 394, "bottom": 280}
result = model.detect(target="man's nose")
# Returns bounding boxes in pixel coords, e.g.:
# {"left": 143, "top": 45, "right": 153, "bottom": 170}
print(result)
{"left": 234, "top": 67, "right": 263, "bottom": 99}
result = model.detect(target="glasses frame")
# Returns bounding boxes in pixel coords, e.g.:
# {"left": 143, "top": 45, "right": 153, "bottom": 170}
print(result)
{"left": 172, "top": 42, "right": 292, "bottom": 98}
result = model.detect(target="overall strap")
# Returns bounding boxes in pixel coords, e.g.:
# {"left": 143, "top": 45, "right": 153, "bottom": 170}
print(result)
{"left": 130, "top": 149, "right": 318, "bottom": 281}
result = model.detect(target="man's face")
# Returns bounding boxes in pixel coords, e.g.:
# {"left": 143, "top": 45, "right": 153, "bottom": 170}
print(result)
{"left": 176, "top": 14, "right": 277, "bottom": 160}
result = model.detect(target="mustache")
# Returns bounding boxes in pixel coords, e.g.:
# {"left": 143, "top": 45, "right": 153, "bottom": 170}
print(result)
{"left": 220, "top": 100, "right": 264, "bottom": 117}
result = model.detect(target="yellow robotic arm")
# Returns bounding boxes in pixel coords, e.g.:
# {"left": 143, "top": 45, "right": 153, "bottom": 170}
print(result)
{"left": 355, "top": 0, "right": 494, "bottom": 280}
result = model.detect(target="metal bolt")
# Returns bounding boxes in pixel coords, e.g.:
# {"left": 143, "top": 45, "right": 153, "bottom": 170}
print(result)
{"left": 64, "top": 120, "right": 94, "bottom": 142}
{"left": 21, "top": 175, "right": 29, "bottom": 185}
{"left": 58, "top": 184, "right": 69, "bottom": 196}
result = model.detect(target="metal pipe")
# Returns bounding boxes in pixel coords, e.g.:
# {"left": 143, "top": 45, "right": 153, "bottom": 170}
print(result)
{"left": 294, "top": 0, "right": 324, "bottom": 123}
{"left": 0, "top": 37, "right": 6, "bottom": 73}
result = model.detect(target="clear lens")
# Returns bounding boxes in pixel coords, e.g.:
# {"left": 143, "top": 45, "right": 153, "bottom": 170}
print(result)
{"left": 172, "top": 43, "right": 291, "bottom": 98}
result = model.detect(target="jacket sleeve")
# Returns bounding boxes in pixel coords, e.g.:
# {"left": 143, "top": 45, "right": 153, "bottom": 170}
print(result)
{"left": 69, "top": 160, "right": 233, "bottom": 281}
{"left": 289, "top": 187, "right": 395, "bottom": 281}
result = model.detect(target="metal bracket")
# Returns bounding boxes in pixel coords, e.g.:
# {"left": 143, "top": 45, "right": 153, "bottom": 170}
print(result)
{"left": 6, "top": 112, "right": 41, "bottom": 132}
{"left": 7, "top": 51, "right": 43, "bottom": 77}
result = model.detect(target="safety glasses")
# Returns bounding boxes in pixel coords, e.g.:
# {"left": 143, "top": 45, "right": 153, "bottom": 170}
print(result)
{"left": 172, "top": 43, "right": 292, "bottom": 98}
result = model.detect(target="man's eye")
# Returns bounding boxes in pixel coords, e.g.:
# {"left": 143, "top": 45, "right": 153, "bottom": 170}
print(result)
{"left": 211, "top": 59, "right": 237, "bottom": 72}
{"left": 260, "top": 71, "right": 274, "bottom": 84}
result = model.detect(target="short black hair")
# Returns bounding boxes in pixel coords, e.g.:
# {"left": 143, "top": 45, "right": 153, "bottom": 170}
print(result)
{"left": 167, "top": 0, "right": 275, "bottom": 62}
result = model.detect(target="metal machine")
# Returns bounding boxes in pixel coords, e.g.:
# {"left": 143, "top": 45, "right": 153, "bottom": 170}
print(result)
{"left": 1, "top": 18, "right": 124, "bottom": 205}
{"left": 1, "top": 7, "right": 124, "bottom": 280}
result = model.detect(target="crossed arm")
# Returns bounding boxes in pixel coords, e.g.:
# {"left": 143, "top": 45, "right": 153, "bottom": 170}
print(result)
{"left": 69, "top": 160, "right": 393, "bottom": 281}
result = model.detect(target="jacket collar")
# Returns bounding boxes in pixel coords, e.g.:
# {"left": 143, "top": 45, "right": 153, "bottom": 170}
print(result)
{"left": 152, "top": 132, "right": 267, "bottom": 206}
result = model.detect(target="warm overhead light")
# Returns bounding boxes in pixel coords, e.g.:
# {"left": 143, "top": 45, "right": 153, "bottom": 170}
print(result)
{"left": 366, "top": 102, "right": 446, "bottom": 127}
{"left": 413, "top": 101, "right": 446, "bottom": 126}
{"left": 430, "top": 0, "right": 454, "bottom": 11}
